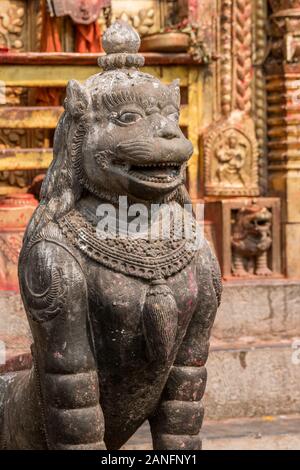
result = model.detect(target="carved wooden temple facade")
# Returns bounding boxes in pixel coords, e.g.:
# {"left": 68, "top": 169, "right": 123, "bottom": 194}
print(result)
{"left": 0, "top": 0, "right": 299, "bottom": 286}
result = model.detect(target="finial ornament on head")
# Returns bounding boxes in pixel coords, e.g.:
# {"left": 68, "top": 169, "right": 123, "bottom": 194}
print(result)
{"left": 98, "top": 20, "right": 145, "bottom": 71}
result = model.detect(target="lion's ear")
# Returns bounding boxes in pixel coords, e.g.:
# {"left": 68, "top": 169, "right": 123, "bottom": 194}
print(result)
{"left": 64, "top": 80, "right": 90, "bottom": 119}
{"left": 168, "top": 79, "right": 180, "bottom": 108}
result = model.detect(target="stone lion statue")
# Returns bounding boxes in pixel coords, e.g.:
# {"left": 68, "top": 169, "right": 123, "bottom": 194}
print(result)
{"left": 231, "top": 204, "right": 273, "bottom": 277}
{"left": 0, "top": 21, "right": 221, "bottom": 450}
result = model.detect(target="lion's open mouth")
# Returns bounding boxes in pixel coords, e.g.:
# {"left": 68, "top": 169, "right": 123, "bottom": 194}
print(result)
{"left": 127, "top": 162, "right": 181, "bottom": 183}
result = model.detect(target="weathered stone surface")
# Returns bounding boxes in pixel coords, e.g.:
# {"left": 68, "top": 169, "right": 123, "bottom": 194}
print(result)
{"left": 203, "top": 414, "right": 300, "bottom": 450}
{"left": 0, "top": 291, "right": 31, "bottom": 368}
{"left": 212, "top": 280, "right": 300, "bottom": 340}
{"left": 204, "top": 433, "right": 300, "bottom": 450}
{"left": 286, "top": 175, "right": 300, "bottom": 223}
{"left": 0, "top": 292, "right": 30, "bottom": 340}
{"left": 122, "top": 415, "right": 300, "bottom": 450}
{"left": 285, "top": 223, "right": 300, "bottom": 278}
{"left": 204, "top": 340, "right": 300, "bottom": 420}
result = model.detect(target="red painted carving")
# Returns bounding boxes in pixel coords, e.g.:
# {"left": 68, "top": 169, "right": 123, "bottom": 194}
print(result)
{"left": 49, "top": 0, "right": 111, "bottom": 25}
{"left": 0, "top": 194, "right": 38, "bottom": 291}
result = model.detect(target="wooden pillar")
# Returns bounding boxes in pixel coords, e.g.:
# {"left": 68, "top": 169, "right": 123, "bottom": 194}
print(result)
{"left": 267, "top": 1, "right": 300, "bottom": 277}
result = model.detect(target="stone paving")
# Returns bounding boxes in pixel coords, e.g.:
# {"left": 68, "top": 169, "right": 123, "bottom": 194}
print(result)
{"left": 123, "top": 415, "right": 300, "bottom": 450}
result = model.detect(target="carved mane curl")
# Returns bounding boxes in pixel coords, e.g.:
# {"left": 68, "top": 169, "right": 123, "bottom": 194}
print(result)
{"left": 24, "top": 110, "right": 83, "bottom": 244}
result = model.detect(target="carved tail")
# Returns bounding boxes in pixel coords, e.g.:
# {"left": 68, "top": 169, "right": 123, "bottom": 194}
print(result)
{"left": 142, "top": 280, "right": 178, "bottom": 362}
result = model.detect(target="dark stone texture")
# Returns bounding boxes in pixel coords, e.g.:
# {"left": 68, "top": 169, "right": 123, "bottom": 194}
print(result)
{"left": 0, "top": 21, "right": 221, "bottom": 450}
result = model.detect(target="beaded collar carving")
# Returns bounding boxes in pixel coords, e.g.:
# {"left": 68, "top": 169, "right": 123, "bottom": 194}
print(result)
{"left": 58, "top": 205, "right": 198, "bottom": 281}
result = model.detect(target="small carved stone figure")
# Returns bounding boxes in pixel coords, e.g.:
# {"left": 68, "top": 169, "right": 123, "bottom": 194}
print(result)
{"left": 0, "top": 21, "right": 221, "bottom": 450}
{"left": 231, "top": 204, "right": 273, "bottom": 277}
{"left": 215, "top": 133, "right": 248, "bottom": 186}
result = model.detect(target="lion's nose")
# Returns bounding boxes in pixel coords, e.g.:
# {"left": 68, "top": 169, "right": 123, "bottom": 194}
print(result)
{"left": 156, "top": 120, "right": 180, "bottom": 140}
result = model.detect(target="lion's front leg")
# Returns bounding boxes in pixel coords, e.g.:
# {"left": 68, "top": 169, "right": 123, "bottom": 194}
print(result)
{"left": 150, "top": 250, "right": 221, "bottom": 450}
{"left": 149, "top": 364, "right": 207, "bottom": 450}
{"left": 149, "top": 313, "right": 213, "bottom": 450}
{"left": 18, "top": 240, "right": 106, "bottom": 450}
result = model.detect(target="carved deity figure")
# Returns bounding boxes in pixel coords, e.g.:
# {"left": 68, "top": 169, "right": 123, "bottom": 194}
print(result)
{"left": 215, "top": 133, "right": 248, "bottom": 186}
{"left": 0, "top": 21, "right": 221, "bottom": 450}
{"left": 231, "top": 204, "right": 273, "bottom": 277}
{"left": 47, "top": 0, "right": 110, "bottom": 24}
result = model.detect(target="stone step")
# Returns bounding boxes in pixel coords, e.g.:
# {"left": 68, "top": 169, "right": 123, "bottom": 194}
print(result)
{"left": 2, "top": 280, "right": 300, "bottom": 347}
{"left": 205, "top": 338, "right": 300, "bottom": 420}
{"left": 123, "top": 415, "right": 300, "bottom": 450}
{"left": 1, "top": 293, "right": 299, "bottom": 422}
{"left": 4, "top": 280, "right": 300, "bottom": 345}
{"left": 214, "top": 279, "right": 300, "bottom": 340}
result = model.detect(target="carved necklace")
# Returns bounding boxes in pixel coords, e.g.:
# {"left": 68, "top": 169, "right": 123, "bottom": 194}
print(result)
{"left": 57, "top": 204, "right": 197, "bottom": 282}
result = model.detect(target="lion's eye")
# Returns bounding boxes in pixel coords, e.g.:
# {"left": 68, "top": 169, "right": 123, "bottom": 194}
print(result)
{"left": 118, "top": 112, "right": 142, "bottom": 124}
{"left": 168, "top": 112, "right": 179, "bottom": 122}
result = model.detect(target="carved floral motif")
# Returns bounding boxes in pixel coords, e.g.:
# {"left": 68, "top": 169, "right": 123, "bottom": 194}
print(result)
{"left": 1, "top": 87, "right": 27, "bottom": 106}
{"left": 0, "top": 129, "right": 25, "bottom": 148}
{"left": 0, "top": 2, "right": 25, "bottom": 51}
{"left": 0, "top": 130, "right": 44, "bottom": 192}
{"left": 115, "top": 7, "right": 155, "bottom": 36}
